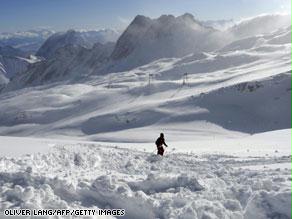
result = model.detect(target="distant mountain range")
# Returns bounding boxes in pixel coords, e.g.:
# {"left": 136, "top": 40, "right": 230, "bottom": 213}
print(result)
{"left": 0, "top": 29, "right": 54, "bottom": 53}
{"left": 1, "top": 13, "right": 291, "bottom": 92}
{"left": 0, "top": 28, "right": 121, "bottom": 89}
{"left": 36, "top": 29, "right": 120, "bottom": 59}
{"left": 0, "top": 28, "right": 121, "bottom": 56}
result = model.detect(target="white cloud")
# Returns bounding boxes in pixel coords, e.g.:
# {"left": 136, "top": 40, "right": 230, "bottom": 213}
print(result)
{"left": 118, "top": 16, "right": 130, "bottom": 25}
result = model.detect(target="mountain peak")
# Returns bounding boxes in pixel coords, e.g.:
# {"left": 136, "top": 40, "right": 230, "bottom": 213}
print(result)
{"left": 131, "top": 15, "right": 152, "bottom": 26}
{"left": 157, "top": 14, "right": 176, "bottom": 23}
{"left": 180, "top": 13, "right": 195, "bottom": 21}
{"left": 66, "top": 29, "right": 77, "bottom": 35}
{"left": 110, "top": 13, "right": 224, "bottom": 70}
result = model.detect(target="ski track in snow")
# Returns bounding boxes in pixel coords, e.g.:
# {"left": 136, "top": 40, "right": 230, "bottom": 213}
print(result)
{"left": 0, "top": 143, "right": 291, "bottom": 219}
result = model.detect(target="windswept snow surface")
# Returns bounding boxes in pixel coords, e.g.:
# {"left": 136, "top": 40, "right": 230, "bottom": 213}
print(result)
{"left": 0, "top": 136, "right": 291, "bottom": 219}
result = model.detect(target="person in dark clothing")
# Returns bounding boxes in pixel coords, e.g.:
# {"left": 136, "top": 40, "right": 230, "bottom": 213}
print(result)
{"left": 155, "top": 133, "right": 168, "bottom": 156}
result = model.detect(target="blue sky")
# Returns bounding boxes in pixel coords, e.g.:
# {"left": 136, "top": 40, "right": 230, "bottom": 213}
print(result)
{"left": 0, "top": 0, "right": 291, "bottom": 32}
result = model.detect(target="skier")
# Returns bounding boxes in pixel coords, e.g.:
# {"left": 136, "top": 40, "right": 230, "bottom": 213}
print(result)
{"left": 155, "top": 133, "right": 168, "bottom": 156}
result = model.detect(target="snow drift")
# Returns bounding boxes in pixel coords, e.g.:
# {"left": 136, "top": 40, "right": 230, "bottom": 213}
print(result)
{"left": 0, "top": 142, "right": 290, "bottom": 219}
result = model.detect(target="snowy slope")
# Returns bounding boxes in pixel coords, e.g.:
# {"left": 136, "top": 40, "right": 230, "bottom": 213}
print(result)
{"left": 0, "top": 56, "right": 30, "bottom": 79}
{"left": 0, "top": 45, "right": 34, "bottom": 79}
{"left": 0, "top": 46, "right": 40, "bottom": 88}
{"left": 228, "top": 14, "right": 291, "bottom": 39}
{"left": 0, "top": 136, "right": 290, "bottom": 219}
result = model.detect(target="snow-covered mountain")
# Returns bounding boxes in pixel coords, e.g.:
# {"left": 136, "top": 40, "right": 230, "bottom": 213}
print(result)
{"left": 0, "top": 28, "right": 54, "bottom": 53}
{"left": 4, "top": 42, "right": 114, "bottom": 90}
{"left": 36, "top": 29, "right": 120, "bottom": 59}
{"left": 109, "top": 13, "right": 228, "bottom": 71}
{"left": 5, "top": 13, "right": 227, "bottom": 89}
{"left": 3, "top": 13, "right": 291, "bottom": 92}
{"left": 3, "top": 29, "right": 119, "bottom": 89}
{"left": 0, "top": 21, "right": 290, "bottom": 138}
{"left": 0, "top": 45, "right": 40, "bottom": 89}
{"left": 228, "top": 14, "right": 291, "bottom": 39}
{"left": 108, "top": 13, "right": 290, "bottom": 72}
{"left": 0, "top": 56, "right": 30, "bottom": 80}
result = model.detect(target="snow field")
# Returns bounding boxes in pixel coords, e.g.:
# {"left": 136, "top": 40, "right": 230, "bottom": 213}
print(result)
{"left": 0, "top": 143, "right": 290, "bottom": 219}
